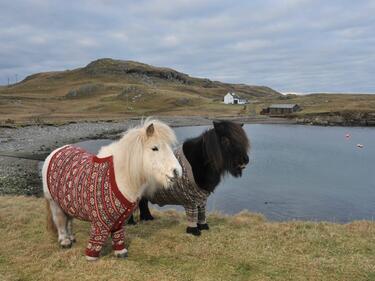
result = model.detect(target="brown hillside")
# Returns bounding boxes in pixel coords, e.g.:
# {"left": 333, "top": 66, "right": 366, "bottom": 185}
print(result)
{"left": 0, "top": 58, "right": 281, "bottom": 124}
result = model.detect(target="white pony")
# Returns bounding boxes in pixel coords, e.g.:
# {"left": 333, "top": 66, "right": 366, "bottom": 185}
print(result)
{"left": 43, "top": 119, "right": 182, "bottom": 260}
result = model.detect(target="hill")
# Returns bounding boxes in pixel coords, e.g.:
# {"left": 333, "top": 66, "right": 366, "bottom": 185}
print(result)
{"left": 1, "top": 58, "right": 375, "bottom": 126}
{"left": 0, "top": 58, "right": 280, "bottom": 124}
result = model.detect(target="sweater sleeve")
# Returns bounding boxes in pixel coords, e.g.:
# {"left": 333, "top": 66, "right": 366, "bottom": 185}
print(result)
{"left": 85, "top": 223, "right": 110, "bottom": 258}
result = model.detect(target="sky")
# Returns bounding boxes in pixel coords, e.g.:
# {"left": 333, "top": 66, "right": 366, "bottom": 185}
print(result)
{"left": 0, "top": 0, "right": 374, "bottom": 93}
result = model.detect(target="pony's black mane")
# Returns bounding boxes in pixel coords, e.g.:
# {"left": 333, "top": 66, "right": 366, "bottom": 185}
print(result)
{"left": 183, "top": 121, "right": 250, "bottom": 193}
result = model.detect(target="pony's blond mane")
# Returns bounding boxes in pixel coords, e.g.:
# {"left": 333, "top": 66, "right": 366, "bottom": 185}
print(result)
{"left": 97, "top": 118, "right": 177, "bottom": 201}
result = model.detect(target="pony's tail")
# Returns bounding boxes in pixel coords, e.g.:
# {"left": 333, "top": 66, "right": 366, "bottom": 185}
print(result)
{"left": 46, "top": 199, "right": 57, "bottom": 234}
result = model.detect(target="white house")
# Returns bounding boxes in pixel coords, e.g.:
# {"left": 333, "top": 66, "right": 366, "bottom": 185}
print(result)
{"left": 223, "top": 92, "right": 248, "bottom": 104}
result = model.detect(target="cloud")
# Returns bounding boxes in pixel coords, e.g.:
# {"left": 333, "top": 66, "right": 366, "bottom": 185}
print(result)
{"left": 0, "top": 0, "right": 374, "bottom": 93}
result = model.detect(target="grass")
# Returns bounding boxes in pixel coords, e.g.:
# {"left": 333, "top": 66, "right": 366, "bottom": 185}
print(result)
{"left": 1, "top": 196, "right": 375, "bottom": 281}
{"left": 1, "top": 59, "right": 375, "bottom": 125}
{"left": 0, "top": 79, "right": 251, "bottom": 125}
{"left": 0, "top": 58, "right": 279, "bottom": 125}
{"left": 276, "top": 94, "right": 375, "bottom": 115}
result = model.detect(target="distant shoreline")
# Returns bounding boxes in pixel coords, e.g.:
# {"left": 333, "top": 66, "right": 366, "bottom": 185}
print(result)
{"left": 2, "top": 112, "right": 375, "bottom": 129}
{"left": 0, "top": 115, "right": 296, "bottom": 128}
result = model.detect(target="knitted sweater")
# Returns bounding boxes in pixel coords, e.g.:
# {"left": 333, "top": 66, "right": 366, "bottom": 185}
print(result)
{"left": 47, "top": 145, "right": 137, "bottom": 257}
{"left": 147, "top": 146, "right": 210, "bottom": 225}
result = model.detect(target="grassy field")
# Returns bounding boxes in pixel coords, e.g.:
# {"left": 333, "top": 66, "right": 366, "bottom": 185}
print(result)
{"left": 1, "top": 196, "right": 375, "bottom": 281}
{"left": 274, "top": 94, "right": 375, "bottom": 115}
{"left": 0, "top": 59, "right": 279, "bottom": 125}
{"left": 1, "top": 59, "right": 375, "bottom": 125}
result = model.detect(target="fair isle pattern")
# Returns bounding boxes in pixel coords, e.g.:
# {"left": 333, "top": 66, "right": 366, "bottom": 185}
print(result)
{"left": 148, "top": 146, "right": 210, "bottom": 224}
{"left": 47, "top": 145, "right": 137, "bottom": 257}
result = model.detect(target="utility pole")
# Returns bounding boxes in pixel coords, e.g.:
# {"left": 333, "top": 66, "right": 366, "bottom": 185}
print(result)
{"left": 7, "top": 77, "right": 9, "bottom": 86}
{"left": 15, "top": 74, "right": 18, "bottom": 83}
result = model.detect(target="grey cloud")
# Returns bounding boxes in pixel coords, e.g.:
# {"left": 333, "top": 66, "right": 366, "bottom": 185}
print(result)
{"left": 0, "top": 0, "right": 374, "bottom": 93}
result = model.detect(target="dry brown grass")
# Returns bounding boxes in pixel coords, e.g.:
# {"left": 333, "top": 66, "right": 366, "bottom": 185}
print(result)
{"left": 268, "top": 94, "right": 375, "bottom": 115}
{"left": 0, "top": 81, "right": 249, "bottom": 125}
{"left": 1, "top": 59, "right": 375, "bottom": 125}
{"left": 0, "top": 59, "right": 278, "bottom": 125}
{"left": 1, "top": 196, "right": 375, "bottom": 281}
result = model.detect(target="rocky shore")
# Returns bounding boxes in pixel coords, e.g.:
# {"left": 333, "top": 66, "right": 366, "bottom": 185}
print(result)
{"left": 1, "top": 113, "right": 372, "bottom": 197}
{"left": 294, "top": 111, "right": 375, "bottom": 126}
{"left": 2, "top": 115, "right": 291, "bottom": 196}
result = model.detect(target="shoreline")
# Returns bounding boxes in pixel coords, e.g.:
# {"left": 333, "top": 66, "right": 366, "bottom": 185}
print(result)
{"left": 0, "top": 115, "right": 373, "bottom": 197}
{"left": 3, "top": 112, "right": 375, "bottom": 129}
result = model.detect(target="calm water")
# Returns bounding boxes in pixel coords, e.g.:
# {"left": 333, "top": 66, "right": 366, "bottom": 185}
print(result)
{"left": 76, "top": 124, "right": 375, "bottom": 222}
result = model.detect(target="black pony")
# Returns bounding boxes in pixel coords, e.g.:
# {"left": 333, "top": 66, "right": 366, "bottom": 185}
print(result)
{"left": 130, "top": 120, "right": 250, "bottom": 235}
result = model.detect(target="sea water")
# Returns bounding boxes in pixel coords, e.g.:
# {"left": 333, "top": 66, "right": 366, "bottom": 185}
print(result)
{"left": 76, "top": 124, "right": 375, "bottom": 222}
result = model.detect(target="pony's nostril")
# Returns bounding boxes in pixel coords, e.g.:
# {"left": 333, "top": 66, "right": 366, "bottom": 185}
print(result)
{"left": 173, "top": 168, "right": 179, "bottom": 178}
{"left": 174, "top": 166, "right": 182, "bottom": 177}
{"left": 243, "top": 154, "right": 249, "bottom": 164}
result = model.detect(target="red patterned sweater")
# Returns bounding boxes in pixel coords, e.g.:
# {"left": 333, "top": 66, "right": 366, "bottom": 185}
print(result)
{"left": 47, "top": 145, "right": 137, "bottom": 258}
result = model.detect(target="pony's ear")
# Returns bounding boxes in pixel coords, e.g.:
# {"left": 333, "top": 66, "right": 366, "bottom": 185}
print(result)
{"left": 146, "top": 123, "right": 154, "bottom": 137}
{"left": 213, "top": 120, "right": 225, "bottom": 135}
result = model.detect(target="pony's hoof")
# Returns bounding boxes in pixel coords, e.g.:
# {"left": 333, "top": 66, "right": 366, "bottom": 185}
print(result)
{"left": 59, "top": 238, "right": 72, "bottom": 248}
{"left": 197, "top": 223, "right": 209, "bottom": 231}
{"left": 140, "top": 214, "right": 154, "bottom": 221}
{"left": 86, "top": 256, "right": 99, "bottom": 262}
{"left": 70, "top": 236, "right": 77, "bottom": 243}
{"left": 127, "top": 216, "right": 137, "bottom": 225}
{"left": 61, "top": 243, "right": 72, "bottom": 249}
{"left": 186, "top": 226, "right": 201, "bottom": 236}
{"left": 114, "top": 249, "right": 128, "bottom": 259}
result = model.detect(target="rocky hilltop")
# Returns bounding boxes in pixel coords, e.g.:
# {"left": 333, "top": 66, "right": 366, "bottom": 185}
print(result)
{"left": 19, "top": 58, "right": 281, "bottom": 99}
{"left": 0, "top": 58, "right": 281, "bottom": 124}
{"left": 1, "top": 58, "right": 375, "bottom": 126}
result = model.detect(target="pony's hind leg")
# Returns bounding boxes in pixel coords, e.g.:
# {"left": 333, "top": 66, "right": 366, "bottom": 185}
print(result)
{"left": 67, "top": 216, "right": 76, "bottom": 243}
{"left": 49, "top": 200, "right": 73, "bottom": 248}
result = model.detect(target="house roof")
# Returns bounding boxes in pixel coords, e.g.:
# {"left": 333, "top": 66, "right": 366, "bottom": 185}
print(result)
{"left": 226, "top": 92, "right": 242, "bottom": 99}
{"left": 269, "top": 104, "right": 298, "bottom": 109}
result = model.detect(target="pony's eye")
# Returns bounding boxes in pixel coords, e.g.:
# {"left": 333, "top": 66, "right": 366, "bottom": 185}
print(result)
{"left": 152, "top": 146, "right": 159, "bottom": 151}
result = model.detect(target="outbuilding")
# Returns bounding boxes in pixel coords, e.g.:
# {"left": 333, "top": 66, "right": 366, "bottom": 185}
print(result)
{"left": 261, "top": 104, "right": 301, "bottom": 115}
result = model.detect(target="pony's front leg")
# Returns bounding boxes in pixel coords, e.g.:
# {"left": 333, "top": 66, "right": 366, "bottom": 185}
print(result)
{"left": 197, "top": 203, "right": 209, "bottom": 231}
{"left": 184, "top": 205, "right": 201, "bottom": 236}
{"left": 85, "top": 224, "right": 109, "bottom": 261}
{"left": 111, "top": 227, "right": 127, "bottom": 258}
{"left": 139, "top": 197, "right": 154, "bottom": 221}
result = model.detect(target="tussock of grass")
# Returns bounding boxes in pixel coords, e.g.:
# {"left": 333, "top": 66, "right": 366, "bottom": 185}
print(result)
{"left": 1, "top": 196, "right": 375, "bottom": 281}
